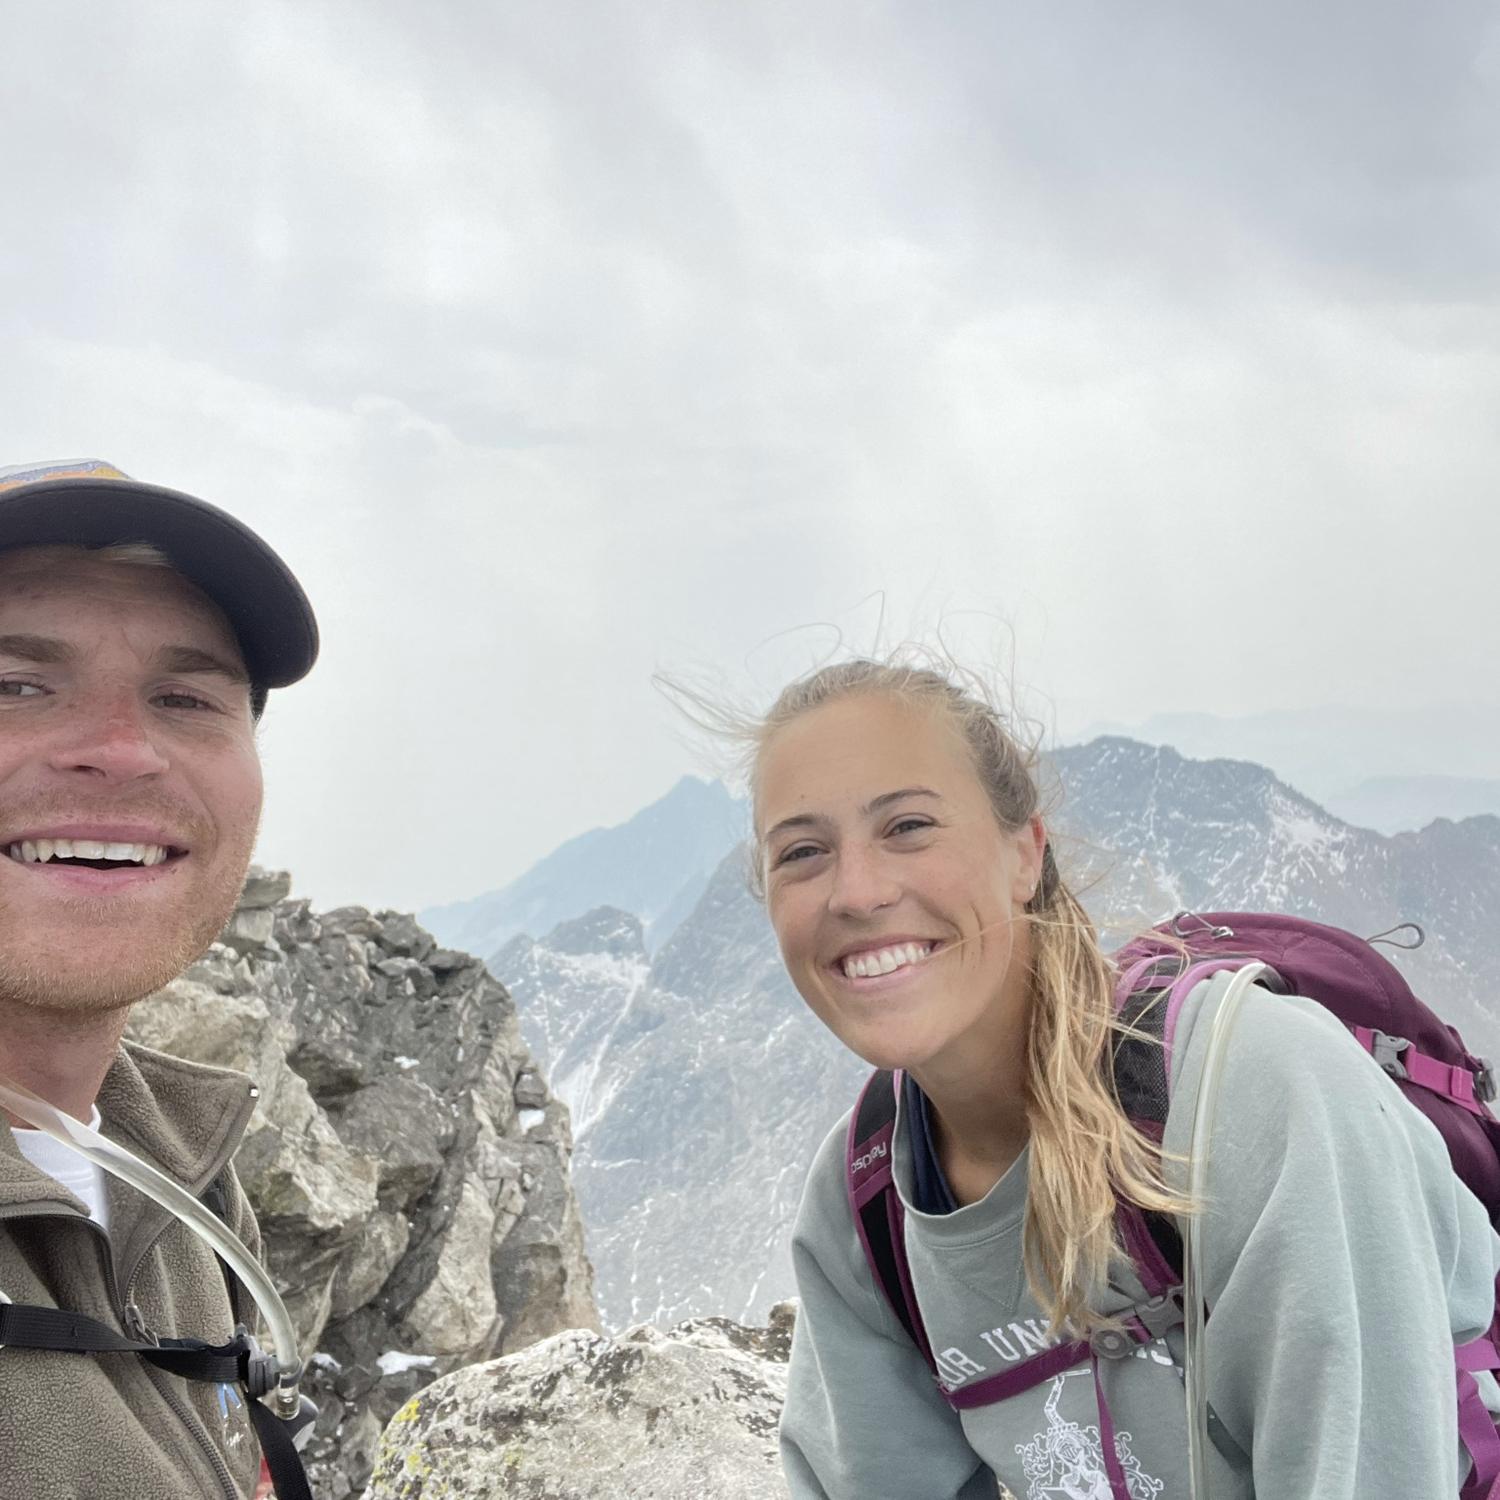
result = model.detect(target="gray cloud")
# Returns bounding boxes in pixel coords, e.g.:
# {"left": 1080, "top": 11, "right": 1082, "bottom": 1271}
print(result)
{"left": 2, "top": 1, "right": 1495, "bottom": 911}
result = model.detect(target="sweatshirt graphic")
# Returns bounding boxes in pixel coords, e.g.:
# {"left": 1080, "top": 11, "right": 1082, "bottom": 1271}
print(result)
{"left": 1016, "top": 1370, "right": 1162, "bottom": 1500}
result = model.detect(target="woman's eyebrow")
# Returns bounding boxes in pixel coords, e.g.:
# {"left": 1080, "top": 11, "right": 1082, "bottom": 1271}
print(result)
{"left": 861, "top": 787, "right": 940, "bottom": 815}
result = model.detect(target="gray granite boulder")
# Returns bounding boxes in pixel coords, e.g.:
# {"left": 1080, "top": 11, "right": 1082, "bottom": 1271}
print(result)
{"left": 364, "top": 1306, "right": 796, "bottom": 1499}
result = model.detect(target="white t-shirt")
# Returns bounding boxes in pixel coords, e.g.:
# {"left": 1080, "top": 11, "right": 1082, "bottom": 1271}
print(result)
{"left": 12, "top": 1106, "right": 111, "bottom": 1234}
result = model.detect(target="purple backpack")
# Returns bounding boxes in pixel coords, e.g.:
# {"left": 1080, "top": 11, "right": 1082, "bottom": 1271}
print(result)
{"left": 846, "top": 911, "right": 1500, "bottom": 1499}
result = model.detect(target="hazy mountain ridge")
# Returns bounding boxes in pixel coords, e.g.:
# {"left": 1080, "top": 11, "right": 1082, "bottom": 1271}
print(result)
{"left": 1083, "top": 703, "right": 1500, "bottom": 819}
{"left": 487, "top": 736, "right": 1500, "bottom": 1328}
{"left": 421, "top": 776, "right": 747, "bottom": 960}
{"left": 1051, "top": 738, "right": 1500, "bottom": 1047}
{"left": 1327, "top": 775, "right": 1500, "bottom": 836}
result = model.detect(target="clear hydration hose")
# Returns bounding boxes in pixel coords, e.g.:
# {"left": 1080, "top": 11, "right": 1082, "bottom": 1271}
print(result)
{"left": 1181, "top": 961, "right": 1266, "bottom": 1500}
{"left": 0, "top": 1070, "right": 304, "bottom": 1419}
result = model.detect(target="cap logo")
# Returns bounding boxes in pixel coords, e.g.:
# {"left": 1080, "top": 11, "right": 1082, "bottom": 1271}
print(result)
{"left": 0, "top": 460, "right": 131, "bottom": 495}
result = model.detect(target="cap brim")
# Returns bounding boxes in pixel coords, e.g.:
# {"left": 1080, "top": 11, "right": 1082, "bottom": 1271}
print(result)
{"left": 0, "top": 477, "right": 318, "bottom": 689}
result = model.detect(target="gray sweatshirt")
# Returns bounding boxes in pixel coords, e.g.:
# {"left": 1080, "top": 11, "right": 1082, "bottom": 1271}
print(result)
{"left": 780, "top": 972, "right": 1500, "bottom": 1499}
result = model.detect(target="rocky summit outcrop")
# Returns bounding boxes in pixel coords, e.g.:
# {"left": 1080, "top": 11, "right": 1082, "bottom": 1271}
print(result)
{"left": 126, "top": 871, "right": 600, "bottom": 1498}
{"left": 364, "top": 1303, "right": 796, "bottom": 1499}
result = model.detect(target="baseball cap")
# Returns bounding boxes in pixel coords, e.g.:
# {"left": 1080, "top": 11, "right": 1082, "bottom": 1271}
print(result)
{"left": 0, "top": 460, "right": 318, "bottom": 694}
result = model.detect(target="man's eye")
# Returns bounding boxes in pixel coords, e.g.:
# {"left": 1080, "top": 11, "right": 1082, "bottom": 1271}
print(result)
{"left": 155, "top": 690, "right": 215, "bottom": 711}
{"left": 0, "top": 679, "right": 44, "bottom": 698}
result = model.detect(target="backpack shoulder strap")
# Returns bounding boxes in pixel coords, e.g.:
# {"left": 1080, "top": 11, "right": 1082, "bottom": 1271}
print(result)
{"left": 1112, "top": 984, "right": 1186, "bottom": 1285}
{"left": 844, "top": 1069, "right": 1184, "bottom": 1431}
{"left": 846, "top": 1069, "right": 935, "bottom": 1372}
{"left": 199, "top": 1172, "right": 249, "bottom": 1327}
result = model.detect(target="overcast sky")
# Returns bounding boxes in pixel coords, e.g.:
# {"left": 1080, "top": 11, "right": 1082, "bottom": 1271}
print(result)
{"left": 3, "top": 1, "right": 1496, "bottom": 912}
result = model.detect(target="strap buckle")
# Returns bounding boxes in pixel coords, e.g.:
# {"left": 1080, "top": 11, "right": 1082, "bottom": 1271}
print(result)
{"left": 1090, "top": 1291, "right": 1182, "bottom": 1360}
{"left": 1370, "top": 1030, "right": 1412, "bottom": 1081}
{"left": 1170, "top": 912, "right": 1235, "bottom": 940}
{"left": 235, "top": 1324, "right": 280, "bottom": 1400}
{"left": 1476, "top": 1061, "right": 1498, "bottom": 1104}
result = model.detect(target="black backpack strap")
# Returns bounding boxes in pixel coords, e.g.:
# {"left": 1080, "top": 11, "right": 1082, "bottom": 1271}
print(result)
{"left": 196, "top": 1173, "right": 316, "bottom": 1500}
{"left": 0, "top": 1299, "right": 246, "bottom": 1381}
{"left": 0, "top": 1176, "right": 315, "bottom": 1499}
{"left": 1111, "top": 989, "right": 1186, "bottom": 1281}
{"left": 246, "top": 1395, "right": 315, "bottom": 1500}
{"left": 846, "top": 1069, "right": 936, "bottom": 1372}
{"left": 0, "top": 1299, "right": 314, "bottom": 1498}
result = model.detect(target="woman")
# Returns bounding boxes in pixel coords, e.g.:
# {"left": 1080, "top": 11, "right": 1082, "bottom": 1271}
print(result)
{"left": 743, "top": 658, "right": 1500, "bottom": 1499}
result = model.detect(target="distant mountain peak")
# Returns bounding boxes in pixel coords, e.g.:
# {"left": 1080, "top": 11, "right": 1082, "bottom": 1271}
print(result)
{"left": 1058, "top": 735, "right": 1337, "bottom": 824}
{"left": 545, "top": 907, "right": 647, "bottom": 959}
{"left": 1075, "top": 733, "right": 1291, "bottom": 782}
{"left": 420, "top": 776, "right": 748, "bottom": 961}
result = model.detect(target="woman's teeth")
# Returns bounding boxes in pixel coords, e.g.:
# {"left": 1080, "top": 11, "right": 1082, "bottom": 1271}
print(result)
{"left": 841, "top": 942, "right": 935, "bottom": 979}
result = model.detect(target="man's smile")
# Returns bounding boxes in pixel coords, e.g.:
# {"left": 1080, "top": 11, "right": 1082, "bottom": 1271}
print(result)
{"left": 5, "top": 835, "right": 183, "bottom": 869}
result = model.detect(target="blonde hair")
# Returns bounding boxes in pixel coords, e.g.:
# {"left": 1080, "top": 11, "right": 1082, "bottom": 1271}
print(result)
{"left": 722, "top": 656, "right": 1190, "bottom": 1336}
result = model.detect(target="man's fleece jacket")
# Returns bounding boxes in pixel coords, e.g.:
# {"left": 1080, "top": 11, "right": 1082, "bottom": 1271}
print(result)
{"left": 0, "top": 1042, "right": 263, "bottom": 1500}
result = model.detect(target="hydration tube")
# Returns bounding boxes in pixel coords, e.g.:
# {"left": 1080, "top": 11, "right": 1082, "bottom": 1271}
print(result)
{"left": 0, "top": 1071, "right": 304, "bottom": 1419}
{"left": 1181, "top": 962, "right": 1267, "bottom": 1500}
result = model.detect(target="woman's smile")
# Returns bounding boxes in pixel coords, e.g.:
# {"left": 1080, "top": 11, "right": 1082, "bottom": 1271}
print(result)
{"left": 830, "top": 937, "right": 942, "bottom": 984}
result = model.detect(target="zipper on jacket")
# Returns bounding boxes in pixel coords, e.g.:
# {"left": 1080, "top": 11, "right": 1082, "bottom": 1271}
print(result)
{"left": 94, "top": 1210, "right": 247, "bottom": 1500}
{"left": 123, "top": 1297, "right": 151, "bottom": 1342}
{"left": 121, "top": 1263, "right": 246, "bottom": 1500}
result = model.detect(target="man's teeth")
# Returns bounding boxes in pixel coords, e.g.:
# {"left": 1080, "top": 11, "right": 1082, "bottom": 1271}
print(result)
{"left": 6, "top": 838, "right": 170, "bottom": 867}
{"left": 841, "top": 942, "right": 935, "bottom": 979}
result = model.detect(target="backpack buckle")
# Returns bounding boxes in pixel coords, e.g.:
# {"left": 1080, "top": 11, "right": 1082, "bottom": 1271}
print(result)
{"left": 1090, "top": 1292, "right": 1182, "bottom": 1359}
{"left": 1477, "top": 1062, "right": 1497, "bottom": 1104}
{"left": 234, "top": 1324, "right": 279, "bottom": 1399}
{"left": 1370, "top": 1031, "right": 1412, "bottom": 1081}
{"left": 1170, "top": 912, "right": 1235, "bottom": 941}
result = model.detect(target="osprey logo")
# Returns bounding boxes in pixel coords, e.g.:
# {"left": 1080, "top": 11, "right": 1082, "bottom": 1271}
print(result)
{"left": 852, "top": 1141, "right": 888, "bottom": 1174}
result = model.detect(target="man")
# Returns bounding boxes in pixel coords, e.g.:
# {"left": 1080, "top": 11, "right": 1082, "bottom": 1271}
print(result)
{"left": 0, "top": 460, "right": 318, "bottom": 1499}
